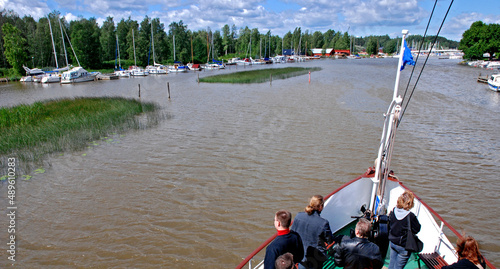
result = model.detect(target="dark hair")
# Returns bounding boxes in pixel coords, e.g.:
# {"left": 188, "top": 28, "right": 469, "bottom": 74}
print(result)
{"left": 356, "top": 218, "right": 372, "bottom": 238}
{"left": 275, "top": 252, "right": 294, "bottom": 269}
{"left": 305, "top": 195, "right": 324, "bottom": 215}
{"left": 276, "top": 210, "right": 292, "bottom": 228}
{"left": 456, "top": 235, "right": 483, "bottom": 265}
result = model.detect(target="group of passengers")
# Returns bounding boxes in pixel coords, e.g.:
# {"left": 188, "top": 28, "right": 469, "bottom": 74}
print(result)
{"left": 264, "top": 191, "right": 486, "bottom": 269}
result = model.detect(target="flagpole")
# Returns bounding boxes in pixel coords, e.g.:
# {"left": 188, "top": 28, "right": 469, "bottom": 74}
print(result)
{"left": 393, "top": 30, "right": 409, "bottom": 100}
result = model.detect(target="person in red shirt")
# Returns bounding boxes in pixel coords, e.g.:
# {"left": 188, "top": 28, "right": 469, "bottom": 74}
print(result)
{"left": 264, "top": 210, "right": 304, "bottom": 269}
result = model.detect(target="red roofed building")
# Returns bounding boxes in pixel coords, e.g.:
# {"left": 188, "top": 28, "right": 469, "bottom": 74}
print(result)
{"left": 334, "top": 49, "right": 351, "bottom": 56}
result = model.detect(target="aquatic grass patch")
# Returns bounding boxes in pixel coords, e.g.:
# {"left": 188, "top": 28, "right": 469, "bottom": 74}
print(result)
{"left": 199, "top": 67, "right": 321, "bottom": 83}
{"left": 0, "top": 97, "right": 160, "bottom": 173}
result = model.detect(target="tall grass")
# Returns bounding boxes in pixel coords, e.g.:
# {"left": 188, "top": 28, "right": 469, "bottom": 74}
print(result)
{"left": 0, "top": 97, "right": 160, "bottom": 173}
{"left": 199, "top": 67, "right": 321, "bottom": 83}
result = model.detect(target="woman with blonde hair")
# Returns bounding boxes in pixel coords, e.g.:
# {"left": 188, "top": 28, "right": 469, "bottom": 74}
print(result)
{"left": 442, "top": 235, "right": 486, "bottom": 269}
{"left": 291, "top": 195, "right": 333, "bottom": 269}
{"left": 388, "top": 190, "right": 421, "bottom": 269}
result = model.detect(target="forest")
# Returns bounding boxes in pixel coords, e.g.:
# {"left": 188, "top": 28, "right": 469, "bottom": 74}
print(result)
{"left": 0, "top": 9, "right": 461, "bottom": 76}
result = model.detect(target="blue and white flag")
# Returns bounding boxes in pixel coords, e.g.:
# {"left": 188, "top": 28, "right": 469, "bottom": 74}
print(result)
{"left": 401, "top": 40, "right": 415, "bottom": 71}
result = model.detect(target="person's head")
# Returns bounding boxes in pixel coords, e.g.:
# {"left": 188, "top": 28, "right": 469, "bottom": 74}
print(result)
{"left": 274, "top": 210, "right": 292, "bottom": 230}
{"left": 305, "top": 195, "right": 324, "bottom": 215}
{"left": 396, "top": 190, "right": 415, "bottom": 210}
{"left": 456, "top": 235, "right": 482, "bottom": 264}
{"left": 275, "top": 252, "right": 294, "bottom": 269}
{"left": 355, "top": 218, "right": 372, "bottom": 238}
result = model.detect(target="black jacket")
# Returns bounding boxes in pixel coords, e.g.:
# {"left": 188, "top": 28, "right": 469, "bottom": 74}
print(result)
{"left": 263, "top": 230, "right": 304, "bottom": 269}
{"left": 442, "top": 258, "right": 486, "bottom": 269}
{"left": 333, "top": 236, "right": 383, "bottom": 269}
{"left": 388, "top": 209, "right": 421, "bottom": 247}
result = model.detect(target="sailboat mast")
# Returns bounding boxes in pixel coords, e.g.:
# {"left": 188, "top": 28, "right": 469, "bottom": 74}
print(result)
{"left": 116, "top": 34, "right": 121, "bottom": 68}
{"left": 58, "top": 16, "right": 69, "bottom": 68}
{"left": 173, "top": 34, "right": 176, "bottom": 62}
{"left": 48, "top": 16, "right": 59, "bottom": 69}
{"left": 151, "top": 20, "right": 155, "bottom": 64}
{"left": 133, "top": 28, "right": 137, "bottom": 66}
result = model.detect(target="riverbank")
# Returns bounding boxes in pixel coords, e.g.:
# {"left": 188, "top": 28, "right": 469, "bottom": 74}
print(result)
{"left": 0, "top": 97, "right": 160, "bottom": 174}
{"left": 199, "top": 67, "right": 321, "bottom": 83}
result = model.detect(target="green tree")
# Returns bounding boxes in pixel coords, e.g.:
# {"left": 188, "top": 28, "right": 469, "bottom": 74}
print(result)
{"left": 192, "top": 29, "right": 208, "bottom": 63}
{"left": 383, "top": 39, "right": 397, "bottom": 54}
{"left": 100, "top": 16, "right": 115, "bottom": 62}
{"left": 168, "top": 20, "right": 189, "bottom": 63}
{"left": 117, "top": 17, "right": 135, "bottom": 61}
{"left": 311, "top": 31, "right": 324, "bottom": 49}
{"left": 222, "top": 24, "right": 231, "bottom": 55}
{"left": 137, "top": 17, "right": 151, "bottom": 66}
{"left": 334, "top": 32, "right": 350, "bottom": 50}
{"left": 152, "top": 18, "right": 168, "bottom": 64}
{"left": 459, "top": 21, "right": 487, "bottom": 60}
{"left": 22, "top": 15, "right": 37, "bottom": 68}
{"left": 69, "top": 17, "right": 101, "bottom": 68}
{"left": 125, "top": 21, "right": 139, "bottom": 65}
{"left": 366, "top": 37, "right": 378, "bottom": 55}
{"left": 1, "top": 23, "right": 28, "bottom": 75}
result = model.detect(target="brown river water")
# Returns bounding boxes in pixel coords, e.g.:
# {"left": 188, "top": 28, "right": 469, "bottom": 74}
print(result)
{"left": 0, "top": 59, "right": 499, "bottom": 268}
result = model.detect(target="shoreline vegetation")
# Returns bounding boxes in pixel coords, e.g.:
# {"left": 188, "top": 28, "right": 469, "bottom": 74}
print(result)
{"left": 199, "top": 67, "right": 321, "bottom": 83}
{"left": 0, "top": 97, "right": 161, "bottom": 175}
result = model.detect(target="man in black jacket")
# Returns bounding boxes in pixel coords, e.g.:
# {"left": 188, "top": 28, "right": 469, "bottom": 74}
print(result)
{"left": 264, "top": 210, "right": 304, "bottom": 269}
{"left": 333, "top": 218, "right": 383, "bottom": 269}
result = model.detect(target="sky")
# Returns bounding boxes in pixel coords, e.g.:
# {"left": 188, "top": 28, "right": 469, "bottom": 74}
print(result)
{"left": 2, "top": 0, "right": 500, "bottom": 42}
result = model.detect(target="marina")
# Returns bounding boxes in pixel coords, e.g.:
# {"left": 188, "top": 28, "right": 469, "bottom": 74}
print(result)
{"left": 0, "top": 58, "right": 499, "bottom": 268}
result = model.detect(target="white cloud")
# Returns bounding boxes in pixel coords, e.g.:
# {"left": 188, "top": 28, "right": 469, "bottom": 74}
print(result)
{"left": 442, "top": 12, "right": 500, "bottom": 41}
{"left": 2, "top": 0, "right": 496, "bottom": 41}
{"left": 0, "top": 0, "right": 49, "bottom": 19}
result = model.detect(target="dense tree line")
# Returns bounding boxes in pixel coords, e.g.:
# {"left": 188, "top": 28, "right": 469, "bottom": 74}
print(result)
{"left": 459, "top": 21, "right": 500, "bottom": 60}
{"left": 0, "top": 9, "right": 461, "bottom": 76}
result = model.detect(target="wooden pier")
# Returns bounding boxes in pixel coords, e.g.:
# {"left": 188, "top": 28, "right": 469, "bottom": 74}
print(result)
{"left": 477, "top": 74, "right": 489, "bottom": 84}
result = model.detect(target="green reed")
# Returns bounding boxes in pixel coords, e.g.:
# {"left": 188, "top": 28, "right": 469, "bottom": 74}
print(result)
{"left": 199, "top": 67, "right": 321, "bottom": 83}
{"left": 0, "top": 97, "right": 160, "bottom": 169}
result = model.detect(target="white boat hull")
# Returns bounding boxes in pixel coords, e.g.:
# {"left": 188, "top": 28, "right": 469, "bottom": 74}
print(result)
{"left": 41, "top": 74, "right": 61, "bottom": 83}
{"left": 20, "top": 76, "right": 33, "bottom": 82}
{"left": 61, "top": 74, "right": 96, "bottom": 84}
{"left": 488, "top": 73, "right": 500, "bottom": 92}
{"left": 487, "top": 74, "right": 500, "bottom": 92}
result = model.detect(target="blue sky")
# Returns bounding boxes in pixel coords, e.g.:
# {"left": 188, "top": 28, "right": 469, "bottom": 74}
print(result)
{"left": 2, "top": 0, "right": 500, "bottom": 41}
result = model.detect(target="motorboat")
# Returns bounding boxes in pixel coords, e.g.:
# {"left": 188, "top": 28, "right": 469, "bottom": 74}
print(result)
{"left": 41, "top": 72, "right": 61, "bottom": 83}
{"left": 487, "top": 73, "right": 500, "bottom": 92}
{"left": 61, "top": 67, "right": 97, "bottom": 83}
{"left": 129, "top": 66, "right": 148, "bottom": 76}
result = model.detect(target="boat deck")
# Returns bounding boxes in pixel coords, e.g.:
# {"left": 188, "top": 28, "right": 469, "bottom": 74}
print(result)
{"left": 323, "top": 221, "right": 437, "bottom": 269}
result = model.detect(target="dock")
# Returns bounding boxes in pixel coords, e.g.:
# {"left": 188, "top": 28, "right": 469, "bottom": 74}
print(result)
{"left": 0, "top": 78, "right": 9, "bottom": 82}
{"left": 97, "top": 74, "right": 119, "bottom": 80}
{"left": 477, "top": 74, "right": 489, "bottom": 84}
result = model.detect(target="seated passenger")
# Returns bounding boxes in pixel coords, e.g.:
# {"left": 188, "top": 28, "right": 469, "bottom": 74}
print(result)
{"left": 442, "top": 235, "right": 486, "bottom": 269}
{"left": 264, "top": 210, "right": 304, "bottom": 269}
{"left": 333, "top": 218, "right": 383, "bottom": 269}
